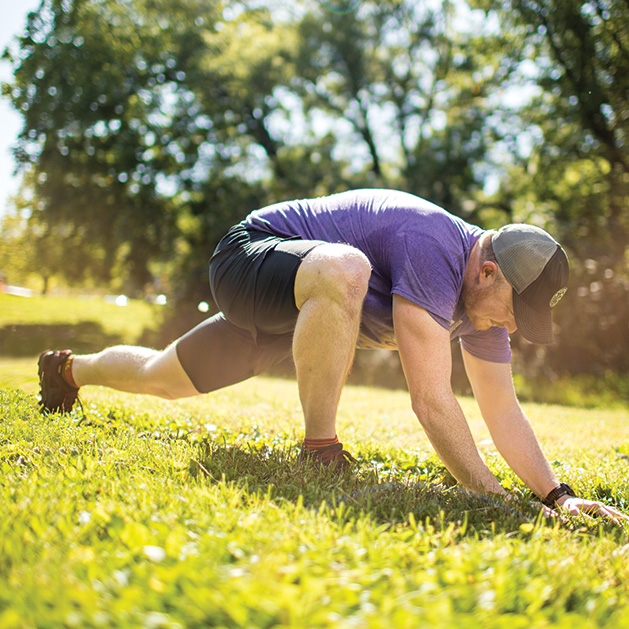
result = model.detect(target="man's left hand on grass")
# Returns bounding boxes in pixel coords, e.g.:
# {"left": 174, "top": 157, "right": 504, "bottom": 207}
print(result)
{"left": 556, "top": 496, "right": 629, "bottom": 526}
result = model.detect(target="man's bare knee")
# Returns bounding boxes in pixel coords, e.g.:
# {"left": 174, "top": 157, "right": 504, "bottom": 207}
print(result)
{"left": 295, "top": 244, "right": 371, "bottom": 310}
{"left": 142, "top": 345, "right": 200, "bottom": 400}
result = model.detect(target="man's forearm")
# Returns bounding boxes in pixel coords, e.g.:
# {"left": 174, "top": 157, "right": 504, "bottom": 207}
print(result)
{"left": 415, "top": 394, "right": 506, "bottom": 495}
{"left": 486, "top": 407, "right": 559, "bottom": 499}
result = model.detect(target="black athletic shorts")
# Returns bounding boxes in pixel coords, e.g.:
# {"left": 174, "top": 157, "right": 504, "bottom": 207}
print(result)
{"left": 175, "top": 223, "right": 326, "bottom": 393}
{"left": 209, "top": 223, "right": 326, "bottom": 337}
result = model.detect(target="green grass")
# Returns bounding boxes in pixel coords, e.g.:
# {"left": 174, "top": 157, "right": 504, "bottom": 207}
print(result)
{"left": 0, "top": 293, "right": 163, "bottom": 346}
{"left": 1, "top": 358, "right": 628, "bottom": 627}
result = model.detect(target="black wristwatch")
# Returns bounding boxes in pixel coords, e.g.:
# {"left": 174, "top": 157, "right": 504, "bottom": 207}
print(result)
{"left": 542, "top": 482, "right": 577, "bottom": 507}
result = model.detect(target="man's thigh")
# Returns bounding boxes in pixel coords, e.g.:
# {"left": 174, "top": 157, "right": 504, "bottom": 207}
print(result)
{"left": 209, "top": 224, "right": 326, "bottom": 338}
{"left": 175, "top": 313, "right": 294, "bottom": 394}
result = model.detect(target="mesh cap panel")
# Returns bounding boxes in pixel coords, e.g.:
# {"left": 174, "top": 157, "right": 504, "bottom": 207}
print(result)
{"left": 492, "top": 225, "right": 559, "bottom": 293}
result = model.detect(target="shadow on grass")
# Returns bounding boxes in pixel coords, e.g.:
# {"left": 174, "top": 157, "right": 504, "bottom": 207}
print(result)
{"left": 0, "top": 322, "right": 121, "bottom": 356}
{"left": 190, "top": 440, "right": 541, "bottom": 535}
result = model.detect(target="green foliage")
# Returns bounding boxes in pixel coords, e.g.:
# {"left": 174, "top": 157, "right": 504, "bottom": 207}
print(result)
{"left": 4, "top": 0, "right": 221, "bottom": 291}
{"left": 0, "top": 211, "right": 38, "bottom": 290}
{"left": 1, "top": 0, "right": 521, "bottom": 295}
{"left": 472, "top": 0, "right": 628, "bottom": 257}
{"left": 0, "top": 379, "right": 628, "bottom": 627}
{"left": 512, "top": 371, "right": 629, "bottom": 409}
{"left": 293, "top": 0, "right": 515, "bottom": 212}
{"left": 465, "top": 0, "right": 629, "bottom": 379}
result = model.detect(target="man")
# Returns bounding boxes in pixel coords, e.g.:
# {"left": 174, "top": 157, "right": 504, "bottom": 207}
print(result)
{"left": 38, "top": 189, "right": 626, "bottom": 522}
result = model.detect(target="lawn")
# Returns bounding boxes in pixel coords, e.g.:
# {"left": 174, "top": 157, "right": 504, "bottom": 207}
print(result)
{"left": 1, "top": 356, "right": 628, "bottom": 628}
{"left": 0, "top": 293, "right": 162, "bottom": 337}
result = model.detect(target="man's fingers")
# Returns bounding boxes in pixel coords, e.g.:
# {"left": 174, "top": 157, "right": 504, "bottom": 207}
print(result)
{"left": 563, "top": 498, "right": 629, "bottom": 525}
{"left": 585, "top": 503, "right": 628, "bottom": 521}
{"left": 565, "top": 504, "right": 594, "bottom": 519}
{"left": 540, "top": 503, "right": 557, "bottom": 518}
{"left": 596, "top": 505, "right": 629, "bottom": 524}
{"left": 609, "top": 506, "right": 629, "bottom": 521}
{"left": 539, "top": 497, "right": 628, "bottom": 526}
{"left": 586, "top": 505, "right": 619, "bottom": 525}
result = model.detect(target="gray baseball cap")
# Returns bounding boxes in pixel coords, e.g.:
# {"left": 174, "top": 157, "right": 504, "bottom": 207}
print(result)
{"left": 491, "top": 224, "right": 569, "bottom": 345}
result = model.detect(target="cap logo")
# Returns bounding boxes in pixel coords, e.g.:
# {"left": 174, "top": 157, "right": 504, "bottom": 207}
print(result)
{"left": 549, "top": 287, "right": 567, "bottom": 308}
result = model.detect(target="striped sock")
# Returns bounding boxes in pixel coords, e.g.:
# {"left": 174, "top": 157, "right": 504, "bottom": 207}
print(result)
{"left": 304, "top": 435, "right": 339, "bottom": 450}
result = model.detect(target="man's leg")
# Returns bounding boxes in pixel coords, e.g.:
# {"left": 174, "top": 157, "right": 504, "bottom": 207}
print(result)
{"left": 292, "top": 244, "right": 371, "bottom": 439}
{"left": 39, "top": 313, "right": 294, "bottom": 412}
{"left": 71, "top": 343, "right": 199, "bottom": 400}
{"left": 37, "top": 343, "right": 196, "bottom": 414}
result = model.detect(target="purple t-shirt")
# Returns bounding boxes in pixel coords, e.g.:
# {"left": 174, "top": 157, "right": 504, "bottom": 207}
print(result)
{"left": 244, "top": 189, "right": 511, "bottom": 363}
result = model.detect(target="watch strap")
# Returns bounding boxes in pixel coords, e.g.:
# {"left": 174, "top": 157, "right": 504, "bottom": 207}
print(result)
{"left": 542, "top": 482, "right": 576, "bottom": 507}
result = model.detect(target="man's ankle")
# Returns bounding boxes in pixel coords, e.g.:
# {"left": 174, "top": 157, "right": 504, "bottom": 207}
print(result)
{"left": 303, "top": 435, "right": 339, "bottom": 450}
{"left": 63, "top": 354, "right": 79, "bottom": 389}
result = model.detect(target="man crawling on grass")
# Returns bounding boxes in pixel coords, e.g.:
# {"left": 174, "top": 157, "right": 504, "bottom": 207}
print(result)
{"left": 38, "top": 189, "right": 627, "bottom": 524}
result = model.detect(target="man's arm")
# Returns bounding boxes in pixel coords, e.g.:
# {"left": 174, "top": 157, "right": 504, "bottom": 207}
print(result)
{"left": 460, "top": 348, "right": 559, "bottom": 498}
{"left": 392, "top": 295, "right": 505, "bottom": 495}
{"left": 462, "top": 348, "right": 629, "bottom": 522}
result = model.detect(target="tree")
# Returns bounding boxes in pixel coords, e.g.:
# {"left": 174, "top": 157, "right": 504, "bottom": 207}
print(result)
{"left": 472, "top": 0, "right": 628, "bottom": 254}
{"left": 2, "top": 0, "right": 342, "bottom": 298}
{"left": 292, "top": 0, "right": 520, "bottom": 217}
{"left": 471, "top": 0, "right": 629, "bottom": 375}
{"left": 3, "top": 0, "right": 222, "bottom": 293}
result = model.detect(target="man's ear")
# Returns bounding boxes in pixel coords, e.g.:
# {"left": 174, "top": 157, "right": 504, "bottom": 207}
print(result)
{"left": 479, "top": 261, "right": 499, "bottom": 284}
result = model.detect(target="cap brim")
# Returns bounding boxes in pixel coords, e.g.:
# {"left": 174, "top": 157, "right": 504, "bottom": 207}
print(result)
{"left": 513, "top": 289, "right": 554, "bottom": 345}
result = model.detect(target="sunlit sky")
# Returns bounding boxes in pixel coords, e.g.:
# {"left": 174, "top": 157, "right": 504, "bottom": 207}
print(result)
{"left": 0, "top": 0, "right": 41, "bottom": 218}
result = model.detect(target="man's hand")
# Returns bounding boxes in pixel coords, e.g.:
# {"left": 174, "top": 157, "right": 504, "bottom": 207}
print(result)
{"left": 534, "top": 497, "right": 628, "bottom": 525}
{"left": 555, "top": 496, "right": 629, "bottom": 526}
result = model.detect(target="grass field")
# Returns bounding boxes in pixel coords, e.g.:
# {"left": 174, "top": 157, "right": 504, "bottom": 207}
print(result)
{"left": 0, "top": 293, "right": 163, "bottom": 348}
{"left": 1, "top": 355, "right": 628, "bottom": 628}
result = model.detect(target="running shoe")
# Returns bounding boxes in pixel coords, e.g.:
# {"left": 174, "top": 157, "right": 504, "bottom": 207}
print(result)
{"left": 38, "top": 349, "right": 79, "bottom": 414}
{"left": 298, "top": 442, "right": 357, "bottom": 468}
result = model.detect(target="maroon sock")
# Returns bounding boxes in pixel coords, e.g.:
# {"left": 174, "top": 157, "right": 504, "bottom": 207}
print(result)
{"left": 63, "top": 355, "right": 79, "bottom": 389}
{"left": 304, "top": 435, "right": 339, "bottom": 450}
